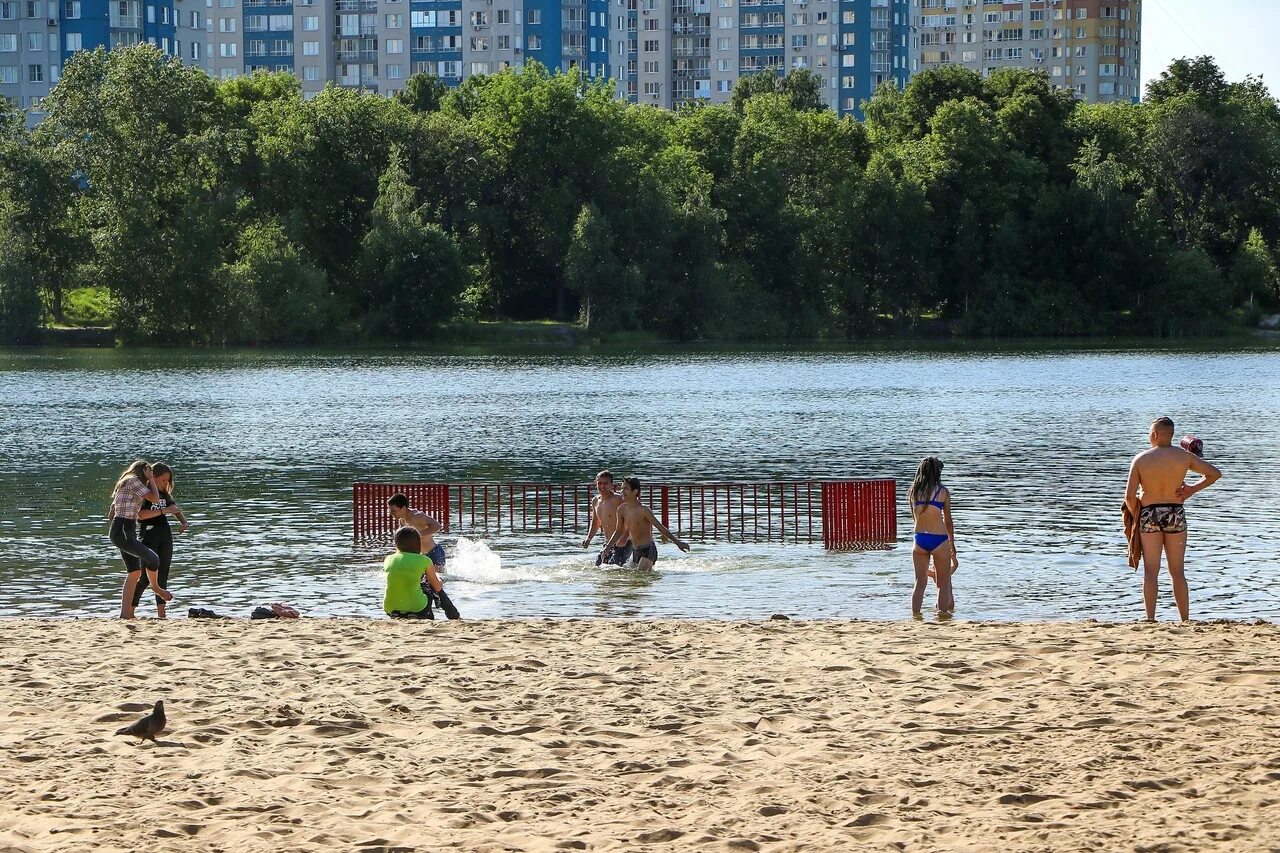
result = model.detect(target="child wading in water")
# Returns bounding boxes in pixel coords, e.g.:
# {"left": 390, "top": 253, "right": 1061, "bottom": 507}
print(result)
{"left": 909, "top": 456, "right": 958, "bottom": 615}
{"left": 109, "top": 460, "right": 177, "bottom": 619}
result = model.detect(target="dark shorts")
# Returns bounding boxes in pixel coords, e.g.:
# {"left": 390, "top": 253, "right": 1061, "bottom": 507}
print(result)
{"left": 426, "top": 543, "right": 446, "bottom": 568}
{"left": 631, "top": 542, "right": 658, "bottom": 565}
{"left": 1139, "top": 504, "right": 1187, "bottom": 534}
{"left": 389, "top": 604, "right": 434, "bottom": 620}
{"left": 596, "top": 542, "right": 633, "bottom": 566}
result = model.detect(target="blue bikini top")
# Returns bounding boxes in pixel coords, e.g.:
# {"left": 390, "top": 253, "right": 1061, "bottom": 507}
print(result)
{"left": 914, "top": 487, "right": 945, "bottom": 510}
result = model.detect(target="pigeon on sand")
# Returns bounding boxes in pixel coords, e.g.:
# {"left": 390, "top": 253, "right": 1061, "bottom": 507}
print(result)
{"left": 114, "top": 700, "right": 166, "bottom": 742}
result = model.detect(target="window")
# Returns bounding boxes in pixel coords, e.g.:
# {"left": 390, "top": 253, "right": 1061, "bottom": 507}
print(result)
{"left": 716, "top": 57, "right": 728, "bottom": 71}
{"left": 191, "top": 11, "right": 199, "bottom": 27}
{"left": 62, "top": 0, "right": 79, "bottom": 15}
{"left": 0, "top": 34, "right": 14, "bottom": 52}
{"left": 244, "top": 14, "right": 263, "bottom": 29}
{"left": 219, "top": 17, "right": 234, "bottom": 31}
{"left": 145, "top": 4, "right": 152, "bottom": 22}
{"left": 218, "top": 0, "right": 233, "bottom": 6}
{"left": 160, "top": 4, "right": 167, "bottom": 23}
{"left": 28, "top": 63, "right": 42, "bottom": 82}
{"left": 411, "top": 10, "right": 433, "bottom": 26}
{"left": 527, "top": 34, "right": 540, "bottom": 49}
{"left": 1075, "top": 7, "right": 1086, "bottom": 18}
{"left": 526, "top": 8, "right": 539, "bottom": 23}
{"left": 219, "top": 67, "right": 235, "bottom": 78}
{"left": 268, "top": 14, "right": 291, "bottom": 29}
{"left": 716, "top": 15, "right": 730, "bottom": 27}
{"left": 469, "top": 10, "right": 487, "bottom": 25}
{"left": 303, "top": 65, "right": 319, "bottom": 80}
{"left": 386, "top": 38, "right": 403, "bottom": 52}
{"left": 386, "top": 63, "right": 402, "bottom": 77}
{"left": 716, "top": 37, "right": 728, "bottom": 49}
{"left": 0, "top": 65, "right": 17, "bottom": 83}
{"left": 467, "top": 36, "right": 483, "bottom": 50}
{"left": 302, "top": 40, "right": 318, "bottom": 55}
{"left": 494, "top": 8, "right": 508, "bottom": 23}
{"left": 385, "top": 13, "right": 401, "bottom": 27}
{"left": 642, "top": 59, "right": 656, "bottom": 72}
{"left": 65, "top": 32, "right": 81, "bottom": 50}
{"left": 469, "top": 61, "right": 487, "bottom": 74}
{"left": 301, "top": 15, "right": 317, "bottom": 29}
{"left": 497, "top": 34, "right": 509, "bottom": 49}
{"left": 27, "top": 32, "right": 42, "bottom": 50}
{"left": 642, "top": 38, "right": 657, "bottom": 51}
{"left": 643, "top": 81, "right": 658, "bottom": 95}
{"left": 220, "top": 41, "right": 236, "bottom": 56}
{"left": 643, "top": 17, "right": 656, "bottom": 29}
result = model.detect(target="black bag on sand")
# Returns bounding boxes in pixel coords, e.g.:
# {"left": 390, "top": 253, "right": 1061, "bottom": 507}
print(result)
{"left": 188, "top": 607, "right": 227, "bottom": 619}
{"left": 250, "top": 606, "right": 278, "bottom": 619}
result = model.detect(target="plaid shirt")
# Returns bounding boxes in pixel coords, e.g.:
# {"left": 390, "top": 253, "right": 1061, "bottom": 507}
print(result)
{"left": 110, "top": 478, "right": 152, "bottom": 521}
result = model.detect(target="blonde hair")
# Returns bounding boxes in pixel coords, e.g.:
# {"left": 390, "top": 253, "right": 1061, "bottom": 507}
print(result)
{"left": 112, "top": 460, "right": 149, "bottom": 496}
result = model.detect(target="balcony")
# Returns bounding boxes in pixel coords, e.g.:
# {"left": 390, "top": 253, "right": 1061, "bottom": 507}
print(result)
{"left": 562, "top": 20, "right": 585, "bottom": 30}
{"left": 561, "top": 45, "right": 584, "bottom": 57}
{"left": 109, "top": 14, "right": 141, "bottom": 27}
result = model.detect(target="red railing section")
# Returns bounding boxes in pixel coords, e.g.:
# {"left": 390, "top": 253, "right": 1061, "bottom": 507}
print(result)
{"left": 354, "top": 480, "right": 896, "bottom": 549}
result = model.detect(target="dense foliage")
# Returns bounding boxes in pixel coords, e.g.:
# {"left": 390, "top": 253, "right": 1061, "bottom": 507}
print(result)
{"left": 1, "top": 48, "right": 1277, "bottom": 344}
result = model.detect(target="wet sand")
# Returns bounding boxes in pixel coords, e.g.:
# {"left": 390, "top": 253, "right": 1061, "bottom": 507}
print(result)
{"left": 1, "top": 619, "right": 1278, "bottom": 852}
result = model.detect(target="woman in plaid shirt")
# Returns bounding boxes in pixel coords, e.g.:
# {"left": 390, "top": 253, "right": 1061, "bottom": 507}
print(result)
{"left": 109, "top": 460, "right": 176, "bottom": 619}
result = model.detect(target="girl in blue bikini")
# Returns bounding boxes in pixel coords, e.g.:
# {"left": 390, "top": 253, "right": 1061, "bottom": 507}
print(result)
{"left": 910, "top": 456, "right": 958, "bottom": 615}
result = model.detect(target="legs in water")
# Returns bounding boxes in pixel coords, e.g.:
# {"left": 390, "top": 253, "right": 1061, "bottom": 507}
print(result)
{"left": 911, "top": 547, "right": 931, "bottom": 614}
{"left": 932, "top": 550, "right": 955, "bottom": 614}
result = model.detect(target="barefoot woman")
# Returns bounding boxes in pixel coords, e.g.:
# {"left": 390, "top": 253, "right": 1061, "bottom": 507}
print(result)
{"left": 109, "top": 460, "right": 175, "bottom": 618}
{"left": 909, "top": 457, "right": 958, "bottom": 615}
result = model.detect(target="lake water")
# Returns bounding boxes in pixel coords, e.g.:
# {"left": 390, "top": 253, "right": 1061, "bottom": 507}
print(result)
{"left": 1, "top": 345, "right": 1277, "bottom": 622}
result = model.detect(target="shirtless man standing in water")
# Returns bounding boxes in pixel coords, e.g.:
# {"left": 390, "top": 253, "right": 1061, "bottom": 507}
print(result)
{"left": 582, "top": 470, "right": 631, "bottom": 565}
{"left": 1124, "top": 416, "right": 1222, "bottom": 621}
{"left": 603, "top": 476, "right": 690, "bottom": 570}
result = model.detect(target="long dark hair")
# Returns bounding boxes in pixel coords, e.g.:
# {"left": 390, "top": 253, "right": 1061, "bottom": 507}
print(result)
{"left": 910, "top": 457, "right": 944, "bottom": 508}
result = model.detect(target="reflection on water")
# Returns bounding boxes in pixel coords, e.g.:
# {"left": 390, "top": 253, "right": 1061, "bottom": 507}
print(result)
{"left": 1, "top": 345, "right": 1278, "bottom": 621}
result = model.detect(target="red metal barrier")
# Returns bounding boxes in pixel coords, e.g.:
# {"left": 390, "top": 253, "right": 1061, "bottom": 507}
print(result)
{"left": 354, "top": 480, "right": 896, "bottom": 549}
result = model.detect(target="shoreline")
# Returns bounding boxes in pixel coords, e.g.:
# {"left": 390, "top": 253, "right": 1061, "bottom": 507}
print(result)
{"left": 3, "top": 619, "right": 1278, "bottom": 851}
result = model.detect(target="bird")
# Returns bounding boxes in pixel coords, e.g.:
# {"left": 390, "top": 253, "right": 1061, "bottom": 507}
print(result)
{"left": 114, "top": 700, "right": 166, "bottom": 742}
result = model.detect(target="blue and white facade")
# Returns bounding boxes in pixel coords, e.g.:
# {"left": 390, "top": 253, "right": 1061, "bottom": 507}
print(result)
{"left": 2, "top": 0, "right": 204, "bottom": 121}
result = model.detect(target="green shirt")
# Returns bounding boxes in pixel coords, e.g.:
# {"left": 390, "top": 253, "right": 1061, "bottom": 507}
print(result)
{"left": 383, "top": 551, "right": 431, "bottom": 615}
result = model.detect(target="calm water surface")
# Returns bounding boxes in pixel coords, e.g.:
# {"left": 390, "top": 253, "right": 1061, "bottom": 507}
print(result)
{"left": 1, "top": 345, "right": 1277, "bottom": 621}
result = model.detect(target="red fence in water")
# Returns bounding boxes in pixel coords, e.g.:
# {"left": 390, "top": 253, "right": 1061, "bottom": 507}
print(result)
{"left": 354, "top": 480, "right": 897, "bottom": 549}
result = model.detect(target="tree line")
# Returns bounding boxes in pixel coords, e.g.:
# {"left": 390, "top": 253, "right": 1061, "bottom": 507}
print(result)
{"left": 1, "top": 47, "right": 1278, "bottom": 345}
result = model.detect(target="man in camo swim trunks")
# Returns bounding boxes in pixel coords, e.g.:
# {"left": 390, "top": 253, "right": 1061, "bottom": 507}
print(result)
{"left": 1124, "top": 416, "right": 1221, "bottom": 622}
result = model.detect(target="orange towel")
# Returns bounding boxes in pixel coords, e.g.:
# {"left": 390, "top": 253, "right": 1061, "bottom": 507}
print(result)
{"left": 1121, "top": 503, "right": 1141, "bottom": 569}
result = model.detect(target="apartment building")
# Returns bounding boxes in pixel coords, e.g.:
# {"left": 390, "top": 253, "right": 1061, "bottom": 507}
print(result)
{"left": 912, "top": 0, "right": 1141, "bottom": 103}
{"left": 2, "top": 0, "right": 205, "bottom": 122}
{"left": 610, "top": 0, "right": 909, "bottom": 115}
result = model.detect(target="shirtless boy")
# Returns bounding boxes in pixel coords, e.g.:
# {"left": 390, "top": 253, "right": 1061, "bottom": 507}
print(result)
{"left": 1124, "top": 416, "right": 1222, "bottom": 622}
{"left": 602, "top": 476, "right": 690, "bottom": 570}
{"left": 582, "top": 470, "right": 631, "bottom": 565}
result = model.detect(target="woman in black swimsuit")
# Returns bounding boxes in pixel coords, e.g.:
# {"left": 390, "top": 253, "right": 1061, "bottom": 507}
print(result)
{"left": 130, "top": 462, "right": 188, "bottom": 619}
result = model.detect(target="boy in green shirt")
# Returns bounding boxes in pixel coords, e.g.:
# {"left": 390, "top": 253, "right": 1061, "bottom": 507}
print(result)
{"left": 384, "top": 527, "right": 444, "bottom": 619}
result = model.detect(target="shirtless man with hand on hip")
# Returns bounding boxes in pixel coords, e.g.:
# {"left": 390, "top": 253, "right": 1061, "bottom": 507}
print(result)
{"left": 1124, "top": 416, "right": 1221, "bottom": 622}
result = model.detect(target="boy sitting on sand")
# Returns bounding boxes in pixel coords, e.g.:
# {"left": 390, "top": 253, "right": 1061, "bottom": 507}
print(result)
{"left": 384, "top": 527, "right": 445, "bottom": 619}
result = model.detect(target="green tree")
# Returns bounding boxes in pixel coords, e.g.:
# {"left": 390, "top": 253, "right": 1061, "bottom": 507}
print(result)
{"left": 396, "top": 73, "right": 449, "bottom": 114}
{"left": 1231, "top": 228, "right": 1280, "bottom": 308}
{"left": 565, "top": 203, "right": 631, "bottom": 334}
{"left": 0, "top": 200, "right": 43, "bottom": 344}
{"left": 730, "top": 69, "right": 826, "bottom": 114}
{"left": 225, "top": 219, "right": 331, "bottom": 343}
{"left": 357, "top": 147, "right": 467, "bottom": 338}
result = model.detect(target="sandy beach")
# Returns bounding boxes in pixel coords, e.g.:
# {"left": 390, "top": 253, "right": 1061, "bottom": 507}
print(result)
{"left": 1, "top": 619, "right": 1278, "bottom": 852}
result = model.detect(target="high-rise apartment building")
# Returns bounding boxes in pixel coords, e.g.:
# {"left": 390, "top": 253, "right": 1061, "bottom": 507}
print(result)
{"left": 912, "top": 0, "right": 1141, "bottom": 103}
{"left": 2, "top": 0, "right": 205, "bottom": 122}
{"left": 611, "top": 0, "right": 909, "bottom": 114}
